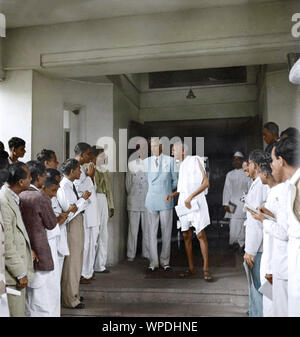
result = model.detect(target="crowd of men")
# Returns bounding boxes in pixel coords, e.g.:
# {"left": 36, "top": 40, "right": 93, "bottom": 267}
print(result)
{"left": 0, "top": 120, "right": 299, "bottom": 317}
{"left": 222, "top": 122, "right": 300, "bottom": 317}
{"left": 0, "top": 139, "right": 114, "bottom": 316}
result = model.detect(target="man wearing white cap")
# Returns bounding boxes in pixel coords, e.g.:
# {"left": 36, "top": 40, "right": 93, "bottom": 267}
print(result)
{"left": 223, "top": 151, "right": 252, "bottom": 253}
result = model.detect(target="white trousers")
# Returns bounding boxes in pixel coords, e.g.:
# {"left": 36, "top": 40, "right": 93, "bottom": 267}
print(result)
{"left": 273, "top": 277, "right": 288, "bottom": 317}
{"left": 229, "top": 218, "right": 245, "bottom": 247}
{"left": 147, "top": 209, "right": 173, "bottom": 269}
{"left": 94, "top": 194, "right": 109, "bottom": 272}
{"left": 81, "top": 224, "right": 98, "bottom": 279}
{"left": 127, "top": 211, "right": 150, "bottom": 260}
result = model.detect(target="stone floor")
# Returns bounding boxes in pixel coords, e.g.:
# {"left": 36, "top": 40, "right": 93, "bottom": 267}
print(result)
{"left": 62, "top": 230, "right": 249, "bottom": 317}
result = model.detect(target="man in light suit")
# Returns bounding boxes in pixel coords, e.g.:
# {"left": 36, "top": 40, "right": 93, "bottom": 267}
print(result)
{"left": 144, "top": 138, "right": 178, "bottom": 272}
{"left": 0, "top": 208, "right": 10, "bottom": 316}
{"left": 0, "top": 162, "right": 34, "bottom": 316}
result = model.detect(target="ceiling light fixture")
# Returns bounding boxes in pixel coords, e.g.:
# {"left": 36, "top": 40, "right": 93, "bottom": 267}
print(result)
{"left": 186, "top": 88, "right": 196, "bottom": 99}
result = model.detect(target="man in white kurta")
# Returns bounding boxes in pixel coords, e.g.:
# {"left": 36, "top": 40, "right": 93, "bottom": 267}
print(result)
{"left": 244, "top": 153, "right": 269, "bottom": 317}
{"left": 287, "top": 167, "right": 300, "bottom": 316}
{"left": 223, "top": 152, "right": 251, "bottom": 251}
{"left": 126, "top": 158, "right": 149, "bottom": 261}
{"left": 74, "top": 164, "right": 98, "bottom": 282}
{"left": 262, "top": 182, "right": 289, "bottom": 317}
{"left": 268, "top": 138, "right": 300, "bottom": 316}
{"left": 51, "top": 196, "right": 70, "bottom": 279}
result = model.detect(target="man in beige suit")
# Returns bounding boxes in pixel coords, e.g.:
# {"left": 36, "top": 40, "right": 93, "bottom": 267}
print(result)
{"left": 0, "top": 162, "right": 34, "bottom": 317}
{"left": 0, "top": 210, "right": 10, "bottom": 316}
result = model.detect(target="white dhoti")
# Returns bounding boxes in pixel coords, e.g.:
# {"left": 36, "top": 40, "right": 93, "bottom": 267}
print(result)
{"left": 127, "top": 211, "right": 149, "bottom": 260}
{"left": 57, "top": 222, "right": 69, "bottom": 281}
{"left": 288, "top": 238, "right": 300, "bottom": 317}
{"left": 229, "top": 218, "right": 245, "bottom": 247}
{"left": 0, "top": 293, "right": 9, "bottom": 317}
{"left": 273, "top": 276, "right": 288, "bottom": 317}
{"left": 177, "top": 192, "right": 210, "bottom": 235}
{"left": 26, "top": 225, "right": 61, "bottom": 317}
{"left": 94, "top": 193, "right": 109, "bottom": 272}
{"left": 147, "top": 209, "right": 173, "bottom": 269}
{"left": 58, "top": 253, "right": 65, "bottom": 280}
{"left": 81, "top": 189, "right": 99, "bottom": 279}
{"left": 260, "top": 231, "right": 273, "bottom": 317}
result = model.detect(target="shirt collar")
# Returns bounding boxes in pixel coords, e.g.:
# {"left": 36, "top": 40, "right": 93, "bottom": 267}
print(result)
{"left": 30, "top": 184, "right": 40, "bottom": 192}
{"left": 61, "top": 176, "right": 74, "bottom": 188}
{"left": 290, "top": 168, "right": 300, "bottom": 185}
{"left": 5, "top": 184, "right": 20, "bottom": 205}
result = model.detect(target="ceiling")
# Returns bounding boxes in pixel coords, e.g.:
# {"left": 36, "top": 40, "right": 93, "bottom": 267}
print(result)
{"left": 0, "top": 0, "right": 279, "bottom": 29}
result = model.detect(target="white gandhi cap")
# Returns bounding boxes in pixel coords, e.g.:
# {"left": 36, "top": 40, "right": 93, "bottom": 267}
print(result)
{"left": 234, "top": 151, "right": 244, "bottom": 158}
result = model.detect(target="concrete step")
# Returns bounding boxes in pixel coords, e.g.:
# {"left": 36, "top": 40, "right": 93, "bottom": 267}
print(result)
{"left": 62, "top": 301, "right": 248, "bottom": 317}
{"left": 78, "top": 286, "right": 248, "bottom": 308}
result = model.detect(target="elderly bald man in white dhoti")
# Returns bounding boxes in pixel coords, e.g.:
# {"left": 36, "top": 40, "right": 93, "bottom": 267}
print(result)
{"left": 167, "top": 142, "right": 213, "bottom": 281}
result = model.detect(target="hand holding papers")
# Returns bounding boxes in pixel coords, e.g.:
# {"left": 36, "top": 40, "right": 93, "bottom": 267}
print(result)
{"left": 175, "top": 199, "right": 200, "bottom": 217}
{"left": 244, "top": 203, "right": 276, "bottom": 222}
{"left": 259, "top": 280, "right": 273, "bottom": 300}
{"left": 6, "top": 287, "right": 21, "bottom": 296}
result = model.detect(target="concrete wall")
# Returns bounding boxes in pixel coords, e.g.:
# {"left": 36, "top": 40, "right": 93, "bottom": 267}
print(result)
{"left": 106, "top": 82, "right": 140, "bottom": 266}
{"left": 0, "top": 39, "right": 4, "bottom": 80}
{"left": 32, "top": 71, "right": 113, "bottom": 163}
{"left": 3, "top": 1, "right": 299, "bottom": 77}
{"left": 264, "top": 69, "right": 300, "bottom": 133}
{"left": 140, "top": 84, "right": 258, "bottom": 122}
{"left": 0, "top": 70, "right": 32, "bottom": 160}
{"left": 139, "top": 67, "right": 259, "bottom": 122}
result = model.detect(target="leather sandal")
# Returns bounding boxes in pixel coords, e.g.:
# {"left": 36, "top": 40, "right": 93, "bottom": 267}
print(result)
{"left": 203, "top": 270, "right": 213, "bottom": 282}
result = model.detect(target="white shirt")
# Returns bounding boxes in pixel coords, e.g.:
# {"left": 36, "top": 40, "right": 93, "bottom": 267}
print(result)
{"left": 223, "top": 168, "right": 251, "bottom": 219}
{"left": 263, "top": 183, "right": 288, "bottom": 279}
{"left": 244, "top": 176, "right": 269, "bottom": 256}
{"left": 56, "top": 177, "right": 89, "bottom": 215}
{"left": 287, "top": 168, "right": 300, "bottom": 239}
{"left": 51, "top": 196, "right": 69, "bottom": 257}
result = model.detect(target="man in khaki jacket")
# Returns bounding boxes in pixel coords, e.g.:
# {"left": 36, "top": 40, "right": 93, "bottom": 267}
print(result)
{"left": 0, "top": 211, "right": 9, "bottom": 316}
{"left": 0, "top": 162, "right": 34, "bottom": 316}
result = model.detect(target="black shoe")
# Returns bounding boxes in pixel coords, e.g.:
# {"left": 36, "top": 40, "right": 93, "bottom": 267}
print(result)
{"left": 146, "top": 267, "right": 156, "bottom": 273}
{"left": 238, "top": 246, "right": 245, "bottom": 256}
{"left": 80, "top": 296, "right": 85, "bottom": 302}
{"left": 74, "top": 302, "right": 85, "bottom": 309}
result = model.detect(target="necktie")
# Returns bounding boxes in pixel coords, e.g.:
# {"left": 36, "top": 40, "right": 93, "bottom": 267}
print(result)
{"left": 72, "top": 183, "right": 79, "bottom": 200}
{"left": 155, "top": 157, "right": 159, "bottom": 168}
{"left": 72, "top": 183, "right": 85, "bottom": 214}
